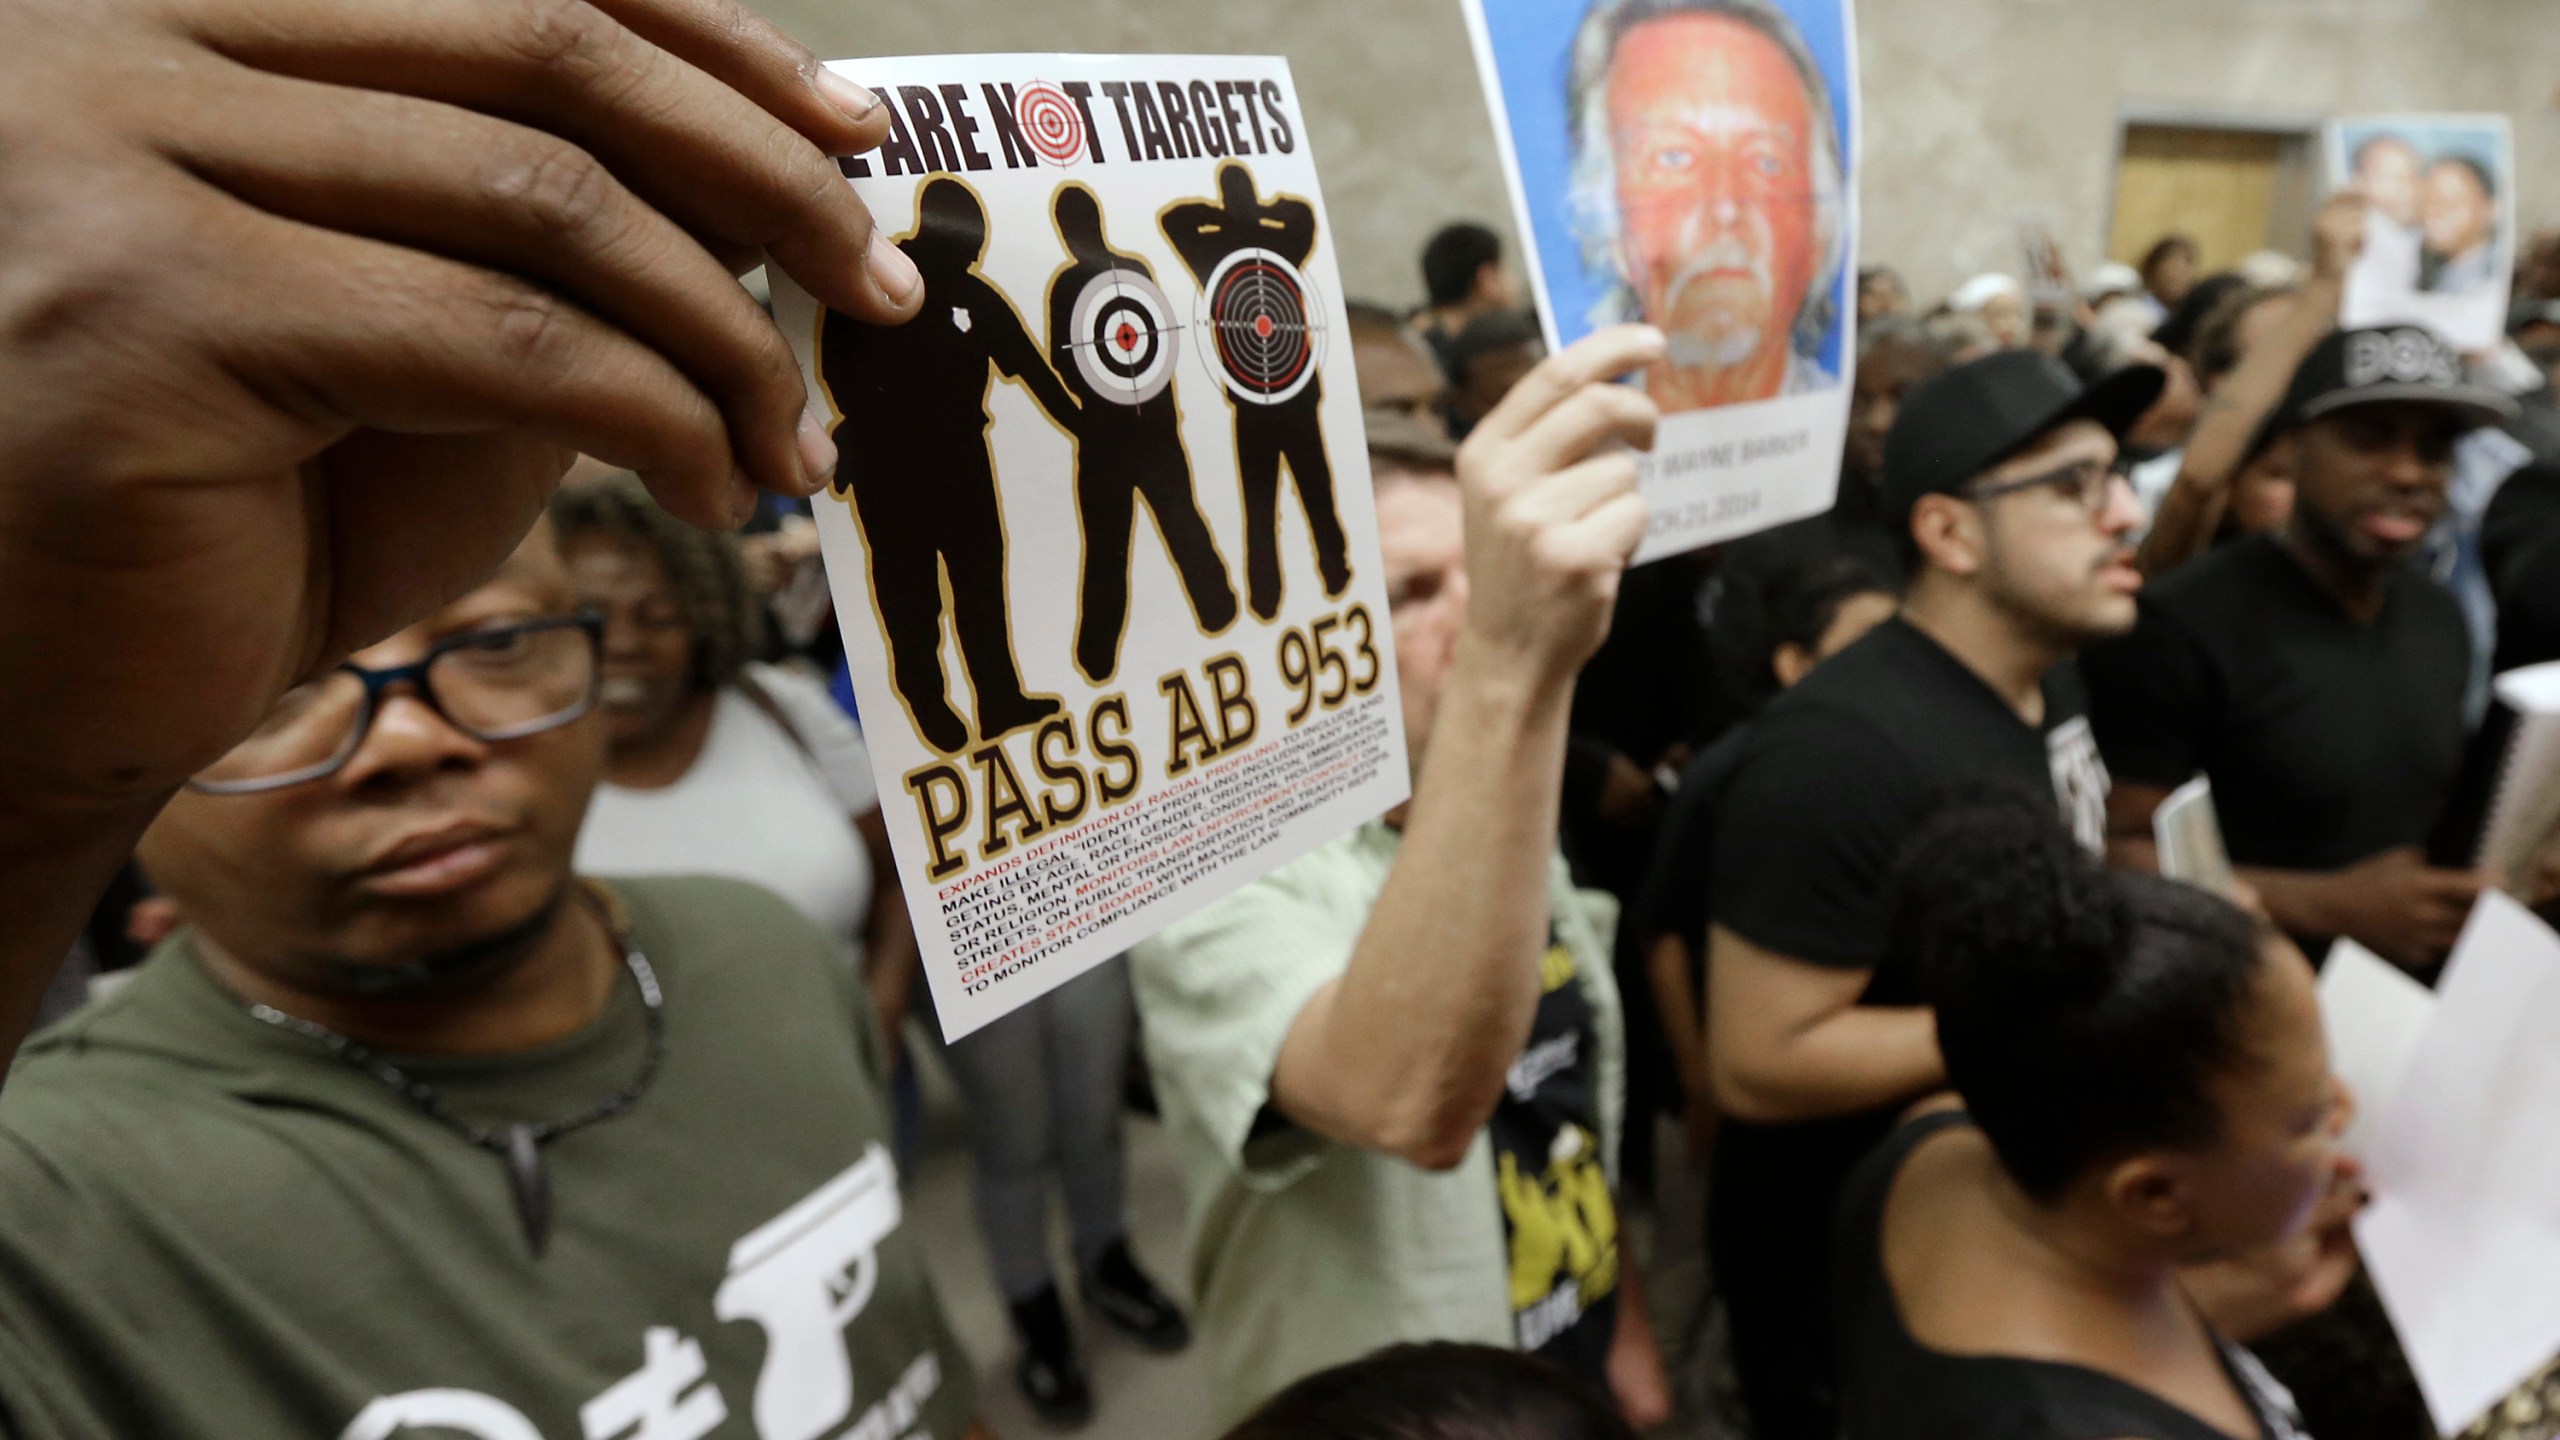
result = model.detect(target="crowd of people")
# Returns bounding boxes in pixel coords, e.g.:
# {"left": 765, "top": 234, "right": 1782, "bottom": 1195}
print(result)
{"left": 7, "top": 0, "right": 2560, "bottom": 1438}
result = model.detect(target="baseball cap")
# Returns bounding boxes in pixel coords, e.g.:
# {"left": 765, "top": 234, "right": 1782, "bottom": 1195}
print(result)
{"left": 2265, "top": 325, "right": 2519, "bottom": 438}
{"left": 1879, "top": 349, "right": 2166, "bottom": 527}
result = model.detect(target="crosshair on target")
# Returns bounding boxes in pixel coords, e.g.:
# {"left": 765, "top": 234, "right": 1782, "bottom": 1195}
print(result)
{"left": 1066, "top": 268, "right": 1180, "bottom": 406}
{"left": 1196, "top": 248, "right": 1326, "bottom": 405}
{"left": 1014, "top": 83, "right": 1086, "bottom": 166}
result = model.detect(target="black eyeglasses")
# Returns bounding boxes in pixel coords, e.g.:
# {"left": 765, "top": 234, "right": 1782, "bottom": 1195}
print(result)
{"left": 1963, "top": 456, "right": 2133, "bottom": 515}
{"left": 190, "top": 614, "right": 605, "bottom": 795}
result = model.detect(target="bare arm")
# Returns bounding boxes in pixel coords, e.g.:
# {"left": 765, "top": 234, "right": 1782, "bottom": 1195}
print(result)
{"left": 1646, "top": 934, "right": 1706, "bottom": 1101}
{"left": 2140, "top": 192, "right": 2364, "bottom": 575}
{"left": 1268, "top": 325, "right": 1667, "bottom": 1169}
{"left": 1704, "top": 924, "right": 1944, "bottom": 1126}
{"left": 855, "top": 809, "right": 919, "bottom": 1065}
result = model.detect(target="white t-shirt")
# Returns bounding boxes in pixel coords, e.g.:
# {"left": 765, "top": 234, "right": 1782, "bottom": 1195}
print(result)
{"left": 577, "top": 663, "right": 880, "bottom": 948}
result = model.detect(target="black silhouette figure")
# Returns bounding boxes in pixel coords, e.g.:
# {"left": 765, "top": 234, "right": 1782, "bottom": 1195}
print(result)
{"left": 1161, "top": 162, "right": 1353, "bottom": 622}
{"left": 1048, "top": 184, "right": 1239, "bottom": 683}
{"left": 821, "top": 178, "right": 1079, "bottom": 754}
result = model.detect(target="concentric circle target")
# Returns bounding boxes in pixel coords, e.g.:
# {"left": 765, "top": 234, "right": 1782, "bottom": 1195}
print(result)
{"left": 1196, "top": 248, "right": 1325, "bottom": 406}
{"left": 1067, "top": 268, "right": 1179, "bottom": 406}
{"left": 1014, "top": 83, "right": 1085, "bottom": 167}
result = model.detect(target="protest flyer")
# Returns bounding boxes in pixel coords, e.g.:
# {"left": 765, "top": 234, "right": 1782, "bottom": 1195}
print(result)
{"left": 2327, "top": 113, "right": 2514, "bottom": 351}
{"left": 774, "top": 55, "right": 1411, "bottom": 1038}
{"left": 2358, "top": 893, "right": 2560, "bottom": 1435}
{"left": 1460, "top": 0, "right": 1858, "bottom": 561}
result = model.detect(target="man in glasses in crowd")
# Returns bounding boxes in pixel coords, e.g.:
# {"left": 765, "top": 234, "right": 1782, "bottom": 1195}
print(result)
{"left": 1695, "top": 349, "right": 2164, "bottom": 1440}
{"left": 0, "top": 523, "right": 987, "bottom": 1440}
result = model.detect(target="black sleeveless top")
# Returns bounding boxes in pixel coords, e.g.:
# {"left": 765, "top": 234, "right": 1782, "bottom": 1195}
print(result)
{"left": 1835, "top": 1111, "right": 2312, "bottom": 1440}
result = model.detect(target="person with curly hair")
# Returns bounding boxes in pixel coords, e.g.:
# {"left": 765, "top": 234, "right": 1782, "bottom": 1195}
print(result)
{"left": 553, "top": 474, "right": 917, "bottom": 1038}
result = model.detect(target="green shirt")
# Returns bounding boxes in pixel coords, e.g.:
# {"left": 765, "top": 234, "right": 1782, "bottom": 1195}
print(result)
{"left": 0, "top": 875, "right": 976, "bottom": 1440}
{"left": 1130, "top": 823, "right": 1624, "bottom": 1426}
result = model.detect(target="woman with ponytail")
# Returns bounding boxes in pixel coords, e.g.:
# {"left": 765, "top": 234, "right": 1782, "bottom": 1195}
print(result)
{"left": 1835, "top": 793, "right": 2356, "bottom": 1440}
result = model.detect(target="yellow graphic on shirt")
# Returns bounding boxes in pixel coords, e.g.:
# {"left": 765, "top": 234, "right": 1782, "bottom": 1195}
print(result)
{"left": 1538, "top": 941, "right": 1576, "bottom": 994}
{"left": 1499, "top": 1124, "right": 1619, "bottom": 1315}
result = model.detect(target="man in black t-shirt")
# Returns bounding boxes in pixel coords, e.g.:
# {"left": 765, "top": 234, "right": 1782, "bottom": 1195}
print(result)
{"left": 2084, "top": 325, "right": 2520, "bottom": 973}
{"left": 1702, "top": 349, "right": 2165, "bottom": 1440}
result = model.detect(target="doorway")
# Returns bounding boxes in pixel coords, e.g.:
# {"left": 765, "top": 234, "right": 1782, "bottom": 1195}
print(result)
{"left": 2107, "top": 119, "right": 2320, "bottom": 273}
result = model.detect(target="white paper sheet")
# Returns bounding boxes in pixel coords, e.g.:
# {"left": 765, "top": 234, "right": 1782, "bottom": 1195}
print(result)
{"left": 2478, "top": 660, "right": 2560, "bottom": 895}
{"left": 2316, "top": 939, "right": 2434, "bottom": 1157}
{"left": 2356, "top": 893, "right": 2560, "bottom": 1435}
{"left": 2153, "top": 775, "right": 2237, "bottom": 897}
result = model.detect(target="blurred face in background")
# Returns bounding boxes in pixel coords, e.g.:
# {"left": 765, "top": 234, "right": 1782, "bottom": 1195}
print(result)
{"left": 1857, "top": 269, "right": 1907, "bottom": 323}
{"left": 1355, "top": 324, "right": 1451, "bottom": 444}
{"left": 1373, "top": 470, "right": 1468, "bottom": 772}
{"left": 1845, "top": 338, "right": 1941, "bottom": 480}
{"left": 2421, "top": 160, "right": 2494, "bottom": 261}
{"left": 2356, "top": 137, "right": 2423, "bottom": 229}
{"left": 1607, "top": 11, "right": 1819, "bottom": 394}
{"left": 563, "top": 534, "right": 696, "bottom": 752}
{"left": 2145, "top": 245, "right": 2197, "bottom": 307}
{"left": 1977, "top": 290, "right": 2030, "bottom": 350}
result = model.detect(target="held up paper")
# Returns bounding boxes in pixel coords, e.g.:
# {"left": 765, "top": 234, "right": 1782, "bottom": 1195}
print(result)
{"left": 2356, "top": 893, "right": 2560, "bottom": 1435}
{"left": 2326, "top": 114, "right": 2515, "bottom": 352}
{"left": 2152, "top": 775, "right": 2237, "bottom": 898}
{"left": 2314, "top": 939, "right": 2433, "bottom": 1159}
{"left": 776, "top": 56, "right": 1411, "bottom": 1038}
{"left": 1459, "top": 0, "right": 1858, "bottom": 561}
{"left": 2476, "top": 660, "right": 2560, "bottom": 896}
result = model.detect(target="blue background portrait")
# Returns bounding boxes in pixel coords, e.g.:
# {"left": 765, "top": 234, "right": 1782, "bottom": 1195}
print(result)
{"left": 1479, "top": 0, "right": 1855, "bottom": 379}
{"left": 2334, "top": 117, "right": 2508, "bottom": 192}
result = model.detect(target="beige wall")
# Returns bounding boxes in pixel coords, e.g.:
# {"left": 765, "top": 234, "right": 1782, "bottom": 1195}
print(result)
{"left": 761, "top": 0, "right": 2560, "bottom": 312}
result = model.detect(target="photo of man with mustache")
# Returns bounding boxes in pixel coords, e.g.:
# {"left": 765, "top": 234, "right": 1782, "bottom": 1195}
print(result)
{"left": 1567, "top": 0, "right": 1847, "bottom": 411}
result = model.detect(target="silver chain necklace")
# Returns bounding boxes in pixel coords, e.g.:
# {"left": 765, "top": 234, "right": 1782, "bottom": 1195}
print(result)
{"left": 241, "top": 945, "right": 666, "bottom": 1258}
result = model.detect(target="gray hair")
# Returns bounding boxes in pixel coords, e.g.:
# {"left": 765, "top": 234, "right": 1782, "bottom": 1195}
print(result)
{"left": 1565, "top": 0, "right": 1846, "bottom": 360}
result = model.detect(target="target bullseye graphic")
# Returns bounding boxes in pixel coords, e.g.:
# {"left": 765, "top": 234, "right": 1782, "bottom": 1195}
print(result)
{"left": 1197, "top": 247, "right": 1325, "bottom": 406}
{"left": 1067, "top": 268, "right": 1179, "bottom": 406}
{"left": 1014, "top": 83, "right": 1086, "bottom": 167}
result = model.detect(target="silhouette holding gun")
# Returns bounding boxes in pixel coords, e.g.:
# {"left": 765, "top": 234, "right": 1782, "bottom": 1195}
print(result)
{"left": 821, "top": 178, "right": 1078, "bottom": 754}
{"left": 714, "top": 1145, "right": 904, "bottom": 1440}
{"left": 1162, "top": 161, "right": 1353, "bottom": 621}
{"left": 1049, "top": 183, "right": 1238, "bottom": 682}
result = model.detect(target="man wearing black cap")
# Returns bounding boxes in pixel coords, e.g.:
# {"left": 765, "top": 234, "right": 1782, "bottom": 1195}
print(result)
{"left": 1698, "top": 349, "right": 2163, "bottom": 1440}
{"left": 2086, "top": 324, "right": 2518, "bottom": 974}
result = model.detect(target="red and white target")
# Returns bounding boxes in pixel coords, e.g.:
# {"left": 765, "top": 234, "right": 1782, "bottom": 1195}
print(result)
{"left": 1015, "top": 83, "right": 1086, "bottom": 167}
{"left": 1067, "top": 268, "right": 1180, "bottom": 406}
{"left": 1196, "top": 248, "right": 1326, "bottom": 406}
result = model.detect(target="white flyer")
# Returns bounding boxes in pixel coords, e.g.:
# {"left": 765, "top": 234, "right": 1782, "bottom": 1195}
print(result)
{"left": 2356, "top": 893, "right": 2560, "bottom": 1435}
{"left": 775, "top": 55, "right": 1411, "bottom": 1038}
{"left": 2152, "top": 774, "right": 2237, "bottom": 898}
{"left": 1460, "top": 0, "right": 1859, "bottom": 560}
{"left": 2314, "top": 939, "right": 2433, "bottom": 1158}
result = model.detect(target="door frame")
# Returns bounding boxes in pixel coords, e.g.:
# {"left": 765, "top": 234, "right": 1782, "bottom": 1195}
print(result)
{"left": 2106, "top": 102, "right": 2328, "bottom": 268}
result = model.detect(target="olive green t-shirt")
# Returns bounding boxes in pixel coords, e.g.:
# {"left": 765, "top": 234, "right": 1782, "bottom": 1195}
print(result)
{"left": 0, "top": 875, "right": 976, "bottom": 1440}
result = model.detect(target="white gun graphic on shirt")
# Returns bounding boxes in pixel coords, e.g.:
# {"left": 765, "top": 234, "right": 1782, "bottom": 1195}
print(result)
{"left": 714, "top": 1144, "right": 903, "bottom": 1440}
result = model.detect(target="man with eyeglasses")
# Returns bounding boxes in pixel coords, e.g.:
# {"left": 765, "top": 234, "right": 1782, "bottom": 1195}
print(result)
{"left": 2087, "top": 325, "right": 2521, "bottom": 975}
{"left": 0, "top": 524, "right": 987, "bottom": 1440}
{"left": 1693, "top": 349, "right": 2163, "bottom": 1440}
